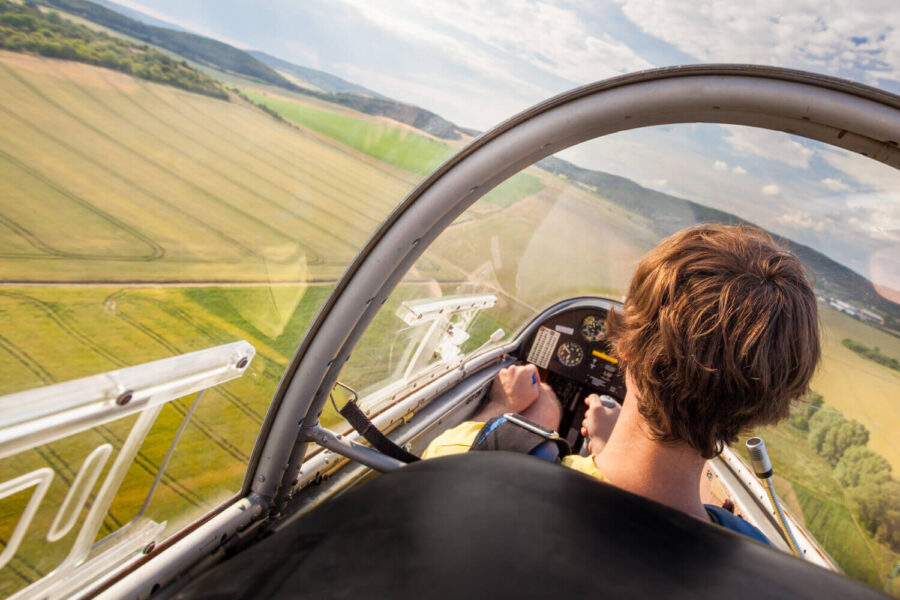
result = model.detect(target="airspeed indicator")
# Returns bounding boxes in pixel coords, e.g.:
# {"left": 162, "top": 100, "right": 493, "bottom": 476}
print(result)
{"left": 557, "top": 341, "right": 584, "bottom": 368}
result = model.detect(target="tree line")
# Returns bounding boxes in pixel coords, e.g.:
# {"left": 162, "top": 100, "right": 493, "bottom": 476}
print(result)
{"left": 790, "top": 392, "right": 899, "bottom": 551}
{"left": 0, "top": 1, "right": 227, "bottom": 100}
{"left": 843, "top": 338, "right": 900, "bottom": 372}
{"left": 38, "top": 0, "right": 294, "bottom": 90}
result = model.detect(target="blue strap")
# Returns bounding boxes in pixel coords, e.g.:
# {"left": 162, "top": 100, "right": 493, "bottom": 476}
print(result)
{"left": 704, "top": 504, "right": 772, "bottom": 545}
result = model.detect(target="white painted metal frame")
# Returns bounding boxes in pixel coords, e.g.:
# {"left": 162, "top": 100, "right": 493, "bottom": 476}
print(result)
{"left": 0, "top": 341, "right": 255, "bottom": 599}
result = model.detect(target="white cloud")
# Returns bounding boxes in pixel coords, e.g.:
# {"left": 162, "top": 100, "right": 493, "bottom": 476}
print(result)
{"left": 777, "top": 209, "right": 831, "bottom": 232}
{"left": 822, "top": 177, "right": 850, "bottom": 192}
{"left": 327, "top": 0, "right": 548, "bottom": 100}
{"left": 820, "top": 147, "right": 900, "bottom": 191}
{"left": 722, "top": 125, "right": 814, "bottom": 169}
{"left": 762, "top": 184, "right": 780, "bottom": 196}
{"left": 616, "top": 0, "right": 900, "bottom": 85}
{"left": 332, "top": 0, "right": 653, "bottom": 86}
{"left": 732, "top": 166, "right": 747, "bottom": 175}
{"left": 713, "top": 160, "right": 728, "bottom": 171}
{"left": 846, "top": 215, "right": 900, "bottom": 243}
{"left": 107, "top": 0, "right": 249, "bottom": 48}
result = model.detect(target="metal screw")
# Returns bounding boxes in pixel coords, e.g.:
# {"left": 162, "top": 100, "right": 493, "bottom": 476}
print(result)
{"left": 143, "top": 541, "right": 156, "bottom": 555}
{"left": 116, "top": 390, "right": 133, "bottom": 406}
{"left": 236, "top": 356, "right": 249, "bottom": 369}
{"left": 256, "top": 474, "right": 265, "bottom": 482}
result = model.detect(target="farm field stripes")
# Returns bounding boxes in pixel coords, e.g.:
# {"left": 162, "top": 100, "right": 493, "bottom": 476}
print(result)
{"left": 0, "top": 64, "right": 325, "bottom": 264}
{"left": 91, "top": 70, "right": 402, "bottom": 227}
{"left": 55, "top": 71, "right": 381, "bottom": 248}
{"left": 111, "top": 62, "right": 417, "bottom": 218}
{"left": 0, "top": 150, "right": 164, "bottom": 260}
{"left": 137, "top": 79, "right": 418, "bottom": 217}
{"left": 0, "top": 102, "right": 258, "bottom": 264}
{"left": 0, "top": 52, "right": 423, "bottom": 284}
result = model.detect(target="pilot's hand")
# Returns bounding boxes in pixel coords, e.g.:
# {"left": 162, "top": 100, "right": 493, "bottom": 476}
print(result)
{"left": 489, "top": 364, "right": 541, "bottom": 414}
{"left": 581, "top": 394, "right": 621, "bottom": 455}
{"left": 520, "top": 382, "right": 562, "bottom": 431}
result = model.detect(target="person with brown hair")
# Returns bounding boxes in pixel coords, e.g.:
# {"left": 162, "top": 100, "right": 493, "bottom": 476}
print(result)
{"left": 423, "top": 224, "right": 821, "bottom": 539}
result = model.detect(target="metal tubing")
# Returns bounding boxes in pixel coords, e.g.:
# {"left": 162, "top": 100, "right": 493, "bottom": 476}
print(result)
{"left": 746, "top": 437, "right": 803, "bottom": 558}
{"left": 0, "top": 341, "right": 254, "bottom": 459}
{"left": 91, "top": 494, "right": 267, "bottom": 600}
{"left": 764, "top": 477, "right": 803, "bottom": 558}
{"left": 58, "top": 405, "right": 165, "bottom": 572}
{"left": 137, "top": 390, "right": 205, "bottom": 518}
{"left": 302, "top": 426, "right": 406, "bottom": 473}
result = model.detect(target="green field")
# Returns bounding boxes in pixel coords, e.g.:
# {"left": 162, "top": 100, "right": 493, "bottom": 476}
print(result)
{"left": 242, "top": 89, "right": 456, "bottom": 175}
{"left": 740, "top": 414, "right": 899, "bottom": 594}
{"left": 242, "top": 88, "right": 547, "bottom": 209}
{"left": 814, "top": 306, "right": 900, "bottom": 471}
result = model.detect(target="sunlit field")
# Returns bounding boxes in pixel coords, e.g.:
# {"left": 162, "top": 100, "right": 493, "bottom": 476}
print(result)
{"left": 814, "top": 306, "right": 900, "bottom": 472}
{"left": 0, "top": 51, "right": 417, "bottom": 283}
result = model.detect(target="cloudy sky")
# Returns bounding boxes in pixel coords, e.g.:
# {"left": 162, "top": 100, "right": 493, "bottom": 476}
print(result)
{"left": 111, "top": 0, "right": 899, "bottom": 294}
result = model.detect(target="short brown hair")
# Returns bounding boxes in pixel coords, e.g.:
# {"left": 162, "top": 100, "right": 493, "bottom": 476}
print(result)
{"left": 606, "top": 224, "right": 820, "bottom": 458}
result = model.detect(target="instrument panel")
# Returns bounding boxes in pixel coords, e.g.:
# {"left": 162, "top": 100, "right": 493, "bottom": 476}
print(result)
{"left": 519, "top": 303, "right": 626, "bottom": 451}
{"left": 524, "top": 307, "right": 625, "bottom": 401}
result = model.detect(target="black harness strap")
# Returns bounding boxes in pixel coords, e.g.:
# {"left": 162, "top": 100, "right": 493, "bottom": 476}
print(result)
{"left": 339, "top": 399, "right": 420, "bottom": 463}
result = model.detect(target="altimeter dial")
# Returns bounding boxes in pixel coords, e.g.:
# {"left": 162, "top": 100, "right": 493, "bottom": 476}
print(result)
{"left": 556, "top": 341, "right": 584, "bottom": 368}
{"left": 580, "top": 315, "right": 607, "bottom": 342}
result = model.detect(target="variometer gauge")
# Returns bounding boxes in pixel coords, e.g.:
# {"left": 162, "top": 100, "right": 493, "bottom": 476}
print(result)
{"left": 580, "top": 315, "right": 607, "bottom": 342}
{"left": 557, "top": 341, "right": 584, "bottom": 367}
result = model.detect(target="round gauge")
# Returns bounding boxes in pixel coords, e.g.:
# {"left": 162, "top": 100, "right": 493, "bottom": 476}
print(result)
{"left": 557, "top": 341, "right": 584, "bottom": 368}
{"left": 581, "top": 315, "right": 607, "bottom": 342}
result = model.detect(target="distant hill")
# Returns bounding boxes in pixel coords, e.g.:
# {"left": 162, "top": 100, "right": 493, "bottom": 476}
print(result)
{"left": 38, "top": 0, "right": 298, "bottom": 89}
{"left": 248, "top": 50, "right": 386, "bottom": 98}
{"left": 38, "top": 0, "right": 474, "bottom": 141}
{"left": 87, "top": 0, "right": 191, "bottom": 32}
{"left": 297, "top": 89, "right": 472, "bottom": 140}
{"left": 537, "top": 156, "right": 900, "bottom": 330}
{"left": 248, "top": 50, "right": 474, "bottom": 140}
{"left": 1, "top": 0, "right": 226, "bottom": 98}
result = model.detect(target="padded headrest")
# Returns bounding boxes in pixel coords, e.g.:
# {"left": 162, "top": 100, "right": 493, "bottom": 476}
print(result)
{"left": 176, "top": 452, "right": 887, "bottom": 599}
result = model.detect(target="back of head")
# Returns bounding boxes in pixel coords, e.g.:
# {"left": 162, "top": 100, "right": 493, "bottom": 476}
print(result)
{"left": 607, "top": 224, "right": 820, "bottom": 458}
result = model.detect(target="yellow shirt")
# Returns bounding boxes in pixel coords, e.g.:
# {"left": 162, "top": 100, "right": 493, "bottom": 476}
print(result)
{"left": 421, "top": 421, "right": 607, "bottom": 481}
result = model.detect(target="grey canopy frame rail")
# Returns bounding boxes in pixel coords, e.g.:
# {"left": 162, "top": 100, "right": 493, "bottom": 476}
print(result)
{"left": 248, "top": 64, "right": 900, "bottom": 504}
